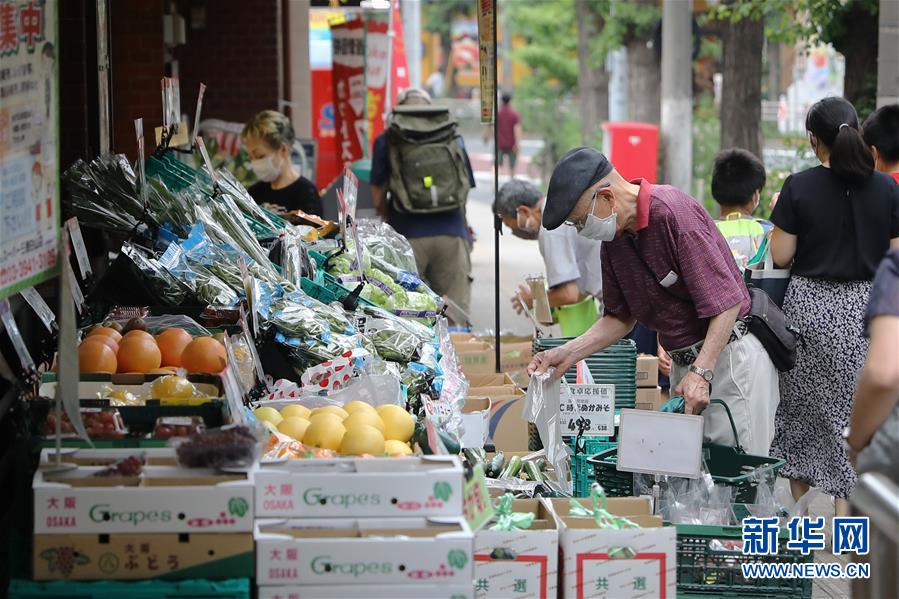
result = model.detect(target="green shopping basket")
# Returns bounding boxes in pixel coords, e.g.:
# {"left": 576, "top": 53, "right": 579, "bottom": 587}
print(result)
{"left": 589, "top": 399, "right": 786, "bottom": 502}
{"left": 552, "top": 296, "right": 599, "bottom": 337}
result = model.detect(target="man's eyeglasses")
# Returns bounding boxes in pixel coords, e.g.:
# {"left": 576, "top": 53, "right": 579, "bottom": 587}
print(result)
{"left": 563, "top": 183, "right": 611, "bottom": 232}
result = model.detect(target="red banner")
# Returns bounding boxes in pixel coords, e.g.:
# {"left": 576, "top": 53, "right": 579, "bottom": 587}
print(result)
{"left": 311, "top": 68, "right": 339, "bottom": 187}
{"left": 365, "top": 17, "right": 389, "bottom": 146}
{"left": 331, "top": 17, "right": 366, "bottom": 170}
{"left": 390, "top": 0, "right": 411, "bottom": 107}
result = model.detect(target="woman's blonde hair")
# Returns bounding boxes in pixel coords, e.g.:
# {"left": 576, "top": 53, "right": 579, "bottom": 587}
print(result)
{"left": 241, "top": 110, "right": 295, "bottom": 151}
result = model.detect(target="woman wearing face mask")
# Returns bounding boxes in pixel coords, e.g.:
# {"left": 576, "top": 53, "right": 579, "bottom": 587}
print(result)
{"left": 768, "top": 97, "right": 899, "bottom": 513}
{"left": 240, "top": 110, "right": 322, "bottom": 216}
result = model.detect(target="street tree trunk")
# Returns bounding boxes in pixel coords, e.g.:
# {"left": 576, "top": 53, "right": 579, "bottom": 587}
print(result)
{"left": 720, "top": 13, "right": 764, "bottom": 157}
{"left": 836, "top": 3, "right": 879, "bottom": 116}
{"left": 575, "top": 0, "right": 608, "bottom": 145}
{"left": 626, "top": 0, "right": 661, "bottom": 124}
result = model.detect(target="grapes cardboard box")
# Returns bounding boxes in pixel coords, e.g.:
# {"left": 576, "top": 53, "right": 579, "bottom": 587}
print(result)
{"left": 543, "top": 497, "right": 677, "bottom": 599}
{"left": 255, "top": 455, "right": 463, "bottom": 519}
{"left": 39, "top": 447, "right": 179, "bottom": 467}
{"left": 254, "top": 517, "right": 473, "bottom": 586}
{"left": 33, "top": 465, "right": 255, "bottom": 534}
{"left": 32, "top": 532, "right": 253, "bottom": 581}
{"left": 474, "top": 499, "right": 559, "bottom": 599}
{"left": 257, "top": 582, "right": 474, "bottom": 598}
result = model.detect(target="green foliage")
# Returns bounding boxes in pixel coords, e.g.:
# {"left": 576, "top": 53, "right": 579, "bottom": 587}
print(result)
{"left": 692, "top": 95, "right": 722, "bottom": 215}
{"left": 504, "top": 0, "right": 584, "bottom": 180}
{"left": 421, "top": 0, "right": 472, "bottom": 39}
{"left": 590, "top": 0, "right": 662, "bottom": 64}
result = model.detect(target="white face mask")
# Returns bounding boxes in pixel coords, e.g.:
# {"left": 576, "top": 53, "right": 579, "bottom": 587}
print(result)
{"left": 250, "top": 154, "right": 282, "bottom": 183}
{"left": 577, "top": 194, "right": 617, "bottom": 242}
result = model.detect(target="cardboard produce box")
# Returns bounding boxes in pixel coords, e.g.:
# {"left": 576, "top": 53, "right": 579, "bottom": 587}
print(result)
{"left": 636, "top": 355, "right": 659, "bottom": 388}
{"left": 257, "top": 584, "right": 473, "bottom": 598}
{"left": 454, "top": 338, "right": 535, "bottom": 377}
{"left": 467, "top": 373, "right": 516, "bottom": 389}
{"left": 255, "top": 456, "right": 464, "bottom": 518}
{"left": 254, "top": 517, "right": 473, "bottom": 586}
{"left": 474, "top": 499, "right": 559, "bottom": 599}
{"left": 461, "top": 397, "right": 492, "bottom": 449}
{"left": 39, "top": 447, "right": 178, "bottom": 467}
{"left": 635, "top": 386, "right": 663, "bottom": 412}
{"left": 544, "top": 497, "right": 676, "bottom": 599}
{"left": 488, "top": 395, "right": 530, "bottom": 452}
{"left": 33, "top": 466, "right": 254, "bottom": 534}
{"left": 32, "top": 533, "right": 253, "bottom": 580}
{"left": 456, "top": 342, "right": 496, "bottom": 376}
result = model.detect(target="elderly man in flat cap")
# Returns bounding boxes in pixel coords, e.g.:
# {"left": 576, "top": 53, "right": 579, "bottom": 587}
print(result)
{"left": 529, "top": 147, "right": 778, "bottom": 455}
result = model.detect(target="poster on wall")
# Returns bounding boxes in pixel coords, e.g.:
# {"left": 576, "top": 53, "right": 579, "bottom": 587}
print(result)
{"left": 0, "top": 0, "right": 60, "bottom": 299}
{"left": 331, "top": 17, "right": 366, "bottom": 169}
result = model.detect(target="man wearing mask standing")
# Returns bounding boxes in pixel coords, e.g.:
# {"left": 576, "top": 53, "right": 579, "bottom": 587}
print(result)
{"left": 529, "top": 148, "right": 778, "bottom": 455}
{"left": 494, "top": 180, "right": 602, "bottom": 323}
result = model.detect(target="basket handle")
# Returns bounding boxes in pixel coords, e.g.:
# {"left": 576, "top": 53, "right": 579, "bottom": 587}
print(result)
{"left": 708, "top": 398, "right": 743, "bottom": 453}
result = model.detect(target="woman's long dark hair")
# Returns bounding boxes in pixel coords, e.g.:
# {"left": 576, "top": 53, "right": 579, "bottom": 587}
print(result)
{"left": 806, "top": 96, "right": 874, "bottom": 186}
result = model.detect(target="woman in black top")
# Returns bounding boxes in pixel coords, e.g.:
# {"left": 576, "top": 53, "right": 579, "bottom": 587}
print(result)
{"left": 769, "top": 97, "right": 899, "bottom": 511}
{"left": 240, "top": 110, "right": 323, "bottom": 216}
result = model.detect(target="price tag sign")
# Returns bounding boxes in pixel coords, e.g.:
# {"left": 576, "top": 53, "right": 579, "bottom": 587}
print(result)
{"left": 65, "top": 218, "right": 92, "bottom": 281}
{"left": 20, "top": 286, "right": 57, "bottom": 333}
{"left": 340, "top": 167, "right": 364, "bottom": 274}
{"left": 561, "top": 384, "right": 615, "bottom": 437}
{"left": 463, "top": 462, "right": 494, "bottom": 530}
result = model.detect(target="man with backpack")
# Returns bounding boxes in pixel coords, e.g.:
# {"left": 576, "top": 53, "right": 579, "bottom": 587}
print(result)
{"left": 370, "top": 87, "right": 477, "bottom": 317}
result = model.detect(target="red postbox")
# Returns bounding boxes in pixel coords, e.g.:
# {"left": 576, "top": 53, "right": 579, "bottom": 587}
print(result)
{"left": 601, "top": 122, "right": 659, "bottom": 183}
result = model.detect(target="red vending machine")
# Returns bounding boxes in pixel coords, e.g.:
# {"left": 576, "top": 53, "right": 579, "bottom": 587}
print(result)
{"left": 601, "top": 122, "right": 659, "bottom": 183}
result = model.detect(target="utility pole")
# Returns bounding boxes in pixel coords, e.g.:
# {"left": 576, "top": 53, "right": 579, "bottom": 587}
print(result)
{"left": 402, "top": 0, "right": 422, "bottom": 89}
{"left": 877, "top": 0, "right": 899, "bottom": 107}
{"left": 660, "top": 0, "right": 692, "bottom": 192}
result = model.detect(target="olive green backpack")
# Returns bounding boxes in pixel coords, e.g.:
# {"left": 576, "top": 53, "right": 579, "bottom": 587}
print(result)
{"left": 386, "top": 105, "right": 471, "bottom": 214}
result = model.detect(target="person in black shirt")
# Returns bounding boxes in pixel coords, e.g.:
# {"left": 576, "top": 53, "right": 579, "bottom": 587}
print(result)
{"left": 240, "top": 110, "right": 322, "bottom": 216}
{"left": 768, "top": 96, "right": 899, "bottom": 512}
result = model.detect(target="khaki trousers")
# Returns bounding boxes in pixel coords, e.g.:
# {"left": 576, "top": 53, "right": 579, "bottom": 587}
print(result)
{"left": 670, "top": 333, "right": 779, "bottom": 456}
{"left": 408, "top": 235, "right": 471, "bottom": 314}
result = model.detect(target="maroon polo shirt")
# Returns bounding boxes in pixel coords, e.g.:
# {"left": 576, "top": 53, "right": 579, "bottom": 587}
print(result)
{"left": 601, "top": 179, "right": 751, "bottom": 350}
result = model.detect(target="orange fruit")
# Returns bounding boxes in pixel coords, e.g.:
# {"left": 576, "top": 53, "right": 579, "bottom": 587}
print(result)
{"left": 123, "top": 330, "right": 155, "bottom": 343}
{"left": 155, "top": 328, "right": 193, "bottom": 367}
{"left": 81, "top": 335, "right": 119, "bottom": 353}
{"left": 148, "top": 367, "right": 177, "bottom": 374}
{"left": 116, "top": 336, "right": 162, "bottom": 373}
{"left": 87, "top": 326, "right": 122, "bottom": 344}
{"left": 180, "top": 336, "right": 228, "bottom": 374}
{"left": 79, "top": 341, "right": 117, "bottom": 373}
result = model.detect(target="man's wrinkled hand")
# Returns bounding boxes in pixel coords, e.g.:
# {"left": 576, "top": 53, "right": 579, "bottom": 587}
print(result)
{"left": 527, "top": 346, "right": 576, "bottom": 380}
{"left": 512, "top": 283, "right": 533, "bottom": 316}
{"left": 674, "top": 371, "right": 710, "bottom": 415}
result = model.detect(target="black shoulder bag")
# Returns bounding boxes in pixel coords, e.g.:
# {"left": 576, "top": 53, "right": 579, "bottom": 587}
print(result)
{"left": 626, "top": 236, "right": 799, "bottom": 371}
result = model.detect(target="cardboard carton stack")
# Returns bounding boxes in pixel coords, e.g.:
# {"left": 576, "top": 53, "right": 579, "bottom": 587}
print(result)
{"left": 31, "top": 448, "right": 255, "bottom": 582}
{"left": 473, "top": 499, "right": 559, "bottom": 599}
{"left": 464, "top": 373, "right": 528, "bottom": 452}
{"left": 635, "top": 355, "right": 663, "bottom": 411}
{"left": 545, "top": 496, "right": 677, "bottom": 599}
{"left": 451, "top": 335, "right": 534, "bottom": 380}
{"left": 253, "top": 455, "right": 474, "bottom": 598}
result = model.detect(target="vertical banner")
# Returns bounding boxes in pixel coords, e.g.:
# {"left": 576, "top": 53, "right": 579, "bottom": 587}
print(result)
{"left": 389, "top": 0, "right": 410, "bottom": 107}
{"left": 331, "top": 17, "right": 366, "bottom": 171}
{"left": 476, "top": 0, "right": 495, "bottom": 124}
{"left": 0, "top": 0, "right": 59, "bottom": 299}
{"left": 364, "top": 15, "right": 389, "bottom": 147}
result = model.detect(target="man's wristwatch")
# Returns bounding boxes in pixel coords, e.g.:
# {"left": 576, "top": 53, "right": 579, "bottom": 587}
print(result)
{"left": 689, "top": 364, "right": 714, "bottom": 383}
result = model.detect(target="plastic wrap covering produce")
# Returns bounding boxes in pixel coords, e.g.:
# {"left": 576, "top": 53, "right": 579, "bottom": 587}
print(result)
{"left": 94, "top": 314, "right": 211, "bottom": 337}
{"left": 175, "top": 424, "right": 265, "bottom": 469}
{"left": 523, "top": 369, "right": 572, "bottom": 495}
{"left": 216, "top": 167, "right": 279, "bottom": 234}
{"left": 280, "top": 231, "right": 312, "bottom": 289}
{"left": 147, "top": 179, "right": 201, "bottom": 238}
{"left": 63, "top": 155, "right": 146, "bottom": 233}
{"left": 571, "top": 484, "right": 640, "bottom": 529}
{"left": 163, "top": 242, "right": 240, "bottom": 306}
{"left": 490, "top": 494, "right": 536, "bottom": 531}
{"left": 364, "top": 318, "right": 423, "bottom": 363}
{"left": 195, "top": 194, "right": 274, "bottom": 273}
{"left": 357, "top": 219, "right": 419, "bottom": 274}
{"left": 119, "top": 243, "right": 191, "bottom": 305}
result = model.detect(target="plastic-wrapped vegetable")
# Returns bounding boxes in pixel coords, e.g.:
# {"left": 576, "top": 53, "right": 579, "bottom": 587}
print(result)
{"left": 268, "top": 300, "right": 331, "bottom": 340}
{"left": 195, "top": 195, "right": 275, "bottom": 273}
{"left": 365, "top": 318, "right": 422, "bottom": 363}
{"left": 120, "top": 242, "right": 190, "bottom": 305}
{"left": 357, "top": 219, "right": 419, "bottom": 274}
{"left": 163, "top": 244, "right": 240, "bottom": 306}
{"left": 62, "top": 156, "right": 144, "bottom": 233}
{"left": 216, "top": 168, "right": 279, "bottom": 234}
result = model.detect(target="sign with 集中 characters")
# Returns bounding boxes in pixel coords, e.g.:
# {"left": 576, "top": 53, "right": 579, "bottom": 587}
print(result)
{"left": 0, "top": 0, "right": 60, "bottom": 299}
{"left": 561, "top": 384, "right": 615, "bottom": 436}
